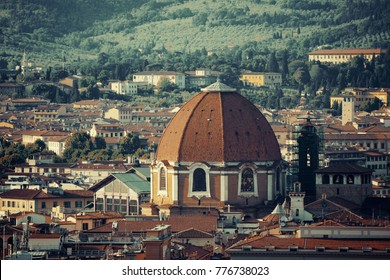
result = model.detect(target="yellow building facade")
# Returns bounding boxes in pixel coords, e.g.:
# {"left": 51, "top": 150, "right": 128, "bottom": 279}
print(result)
{"left": 0, "top": 189, "right": 93, "bottom": 215}
{"left": 239, "top": 72, "right": 282, "bottom": 87}
{"left": 330, "top": 88, "right": 390, "bottom": 108}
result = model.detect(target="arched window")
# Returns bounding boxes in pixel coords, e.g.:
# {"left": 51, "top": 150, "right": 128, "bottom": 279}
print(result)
{"left": 322, "top": 174, "right": 330, "bottom": 184}
{"left": 159, "top": 167, "right": 167, "bottom": 191}
{"left": 238, "top": 164, "right": 259, "bottom": 197}
{"left": 295, "top": 209, "right": 300, "bottom": 217}
{"left": 188, "top": 164, "right": 211, "bottom": 198}
{"left": 241, "top": 168, "right": 254, "bottom": 192}
{"left": 193, "top": 168, "right": 206, "bottom": 192}
{"left": 333, "top": 175, "right": 343, "bottom": 184}
{"left": 347, "top": 175, "right": 354, "bottom": 184}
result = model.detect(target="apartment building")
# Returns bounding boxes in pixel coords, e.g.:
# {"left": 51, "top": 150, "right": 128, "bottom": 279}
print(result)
{"left": 132, "top": 71, "right": 186, "bottom": 89}
{"left": 34, "top": 104, "right": 67, "bottom": 123}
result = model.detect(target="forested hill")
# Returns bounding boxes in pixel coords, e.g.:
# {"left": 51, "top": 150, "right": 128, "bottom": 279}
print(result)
{"left": 0, "top": 0, "right": 389, "bottom": 66}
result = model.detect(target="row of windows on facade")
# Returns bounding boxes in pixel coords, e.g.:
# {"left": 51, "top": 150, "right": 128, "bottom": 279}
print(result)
{"left": 328, "top": 153, "right": 384, "bottom": 159}
{"left": 331, "top": 142, "right": 386, "bottom": 150}
{"left": 367, "top": 164, "right": 387, "bottom": 170}
{"left": 1, "top": 200, "right": 92, "bottom": 209}
{"left": 35, "top": 109, "right": 57, "bottom": 113}
{"left": 20, "top": 168, "right": 66, "bottom": 173}
{"left": 355, "top": 97, "right": 386, "bottom": 102}
{"left": 313, "top": 55, "right": 370, "bottom": 59}
{"left": 95, "top": 198, "right": 139, "bottom": 214}
{"left": 321, "top": 174, "right": 371, "bottom": 185}
{"left": 241, "top": 76, "right": 281, "bottom": 80}
{"left": 373, "top": 189, "right": 390, "bottom": 195}
{"left": 97, "top": 132, "right": 124, "bottom": 137}
{"left": 158, "top": 168, "right": 255, "bottom": 193}
{"left": 244, "top": 82, "right": 282, "bottom": 86}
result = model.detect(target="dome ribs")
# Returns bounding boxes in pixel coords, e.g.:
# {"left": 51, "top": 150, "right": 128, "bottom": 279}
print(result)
{"left": 156, "top": 85, "right": 281, "bottom": 163}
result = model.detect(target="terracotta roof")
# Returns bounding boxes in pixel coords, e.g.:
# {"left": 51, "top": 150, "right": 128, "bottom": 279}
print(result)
{"left": 325, "top": 210, "right": 364, "bottom": 222}
{"left": 357, "top": 126, "right": 390, "bottom": 133}
{"left": 11, "top": 98, "right": 47, "bottom": 103}
{"left": 72, "top": 163, "right": 128, "bottom": 171}
{"left": 228, "top": 235, "right": 390, "bottom": 251}
{"left": 0, "top": 83, "right": 25, "bottom": 87}
{"left": 308, "top": 48, "right": 386, "bottom": 55}
{"left": 0, "top": 189, "right": 93, "bottom": 199}
{"left": 326, "top": 125, "right": 357, "bottom": 133}
{"left": 76, "top": 211, "right": 124, "bottom": 220}
{"left": 271, "top": 125, "right": 291, "bottom": 133}
{"left": 310, "top": 220, "right": 346, "bottom": 227}
{"left": 171, "top": 242, "right": 213, "bottom": 260}
{"left": 173, "top": 228, "right": 214, "bottom": 238}
{"left": 30, "top": 233, "right": 62, "bottom": 239}
{"left": 88, "top": 215, "right": 218, "bottom": 234}
{"left": 8, "top": 211, "right": 50, "bottom": 219}
{"left": 133, "top": 71, "right": 185, "bottom": 76}
{"left": 306, "top": 197, "right": 361, "bottom": 217}
{"left": 325, "top": 133, "right": 390, "bottom": 140}
{"left": 156, "top": 86, "right": 281, "bottom": 162}
{"left": 363, "top": 150, "right": 385, "bottom": 156}
{"left": 21, "top": 130, "right": 68, "bottom": 137}
{"left": 0, "top": 189, "right": 41, "bottom": 199}
{"left": 315, "top": 163, "right": 372, "bottom": 174}
{"left": 73, "top": 100, "right": 102, "bottom": 105}
{"left": 35, "top": 190, "right": 94, "bottom": 199}
{"left": 240, "top": 72, "right": 280, "bottom": 76}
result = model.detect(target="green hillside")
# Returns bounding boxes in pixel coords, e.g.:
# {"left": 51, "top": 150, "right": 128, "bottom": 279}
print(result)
{"left": 0, "top": 0, "right": 389, "bottom": 67}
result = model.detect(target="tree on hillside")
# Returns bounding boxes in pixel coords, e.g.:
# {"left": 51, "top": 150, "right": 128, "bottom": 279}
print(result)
{"left": 25, "top": 139, "right": 46, "bottom": 154}
{"left": 97, "top": 70, "right": 110, "bottom": 86}
{"left": 359, "top": 97, "right": 383, "bottom": 113}
{"left": 331, "top": 100, "right": 342, "bottom": 116}
{"left": 0, "top": 142, "right": 27, "bottom": 168}
{"left": 63, "top": 132, "right": 94, "bottom": 162}
{"left": 281, "top": 50, "right": 289, "bottom": 83}
{"left": 119, "top": 134, "right": 141, "bottom": 155}
{"left": 157, "top": 77, "right": 177, "bottom": 92}
{"left": 0, "top": 59, "right": 8, "bottom": 69}
{"left": 293, "top": 67, "right": 311, "bottom": 93}
{"left": 86, "top": 149, "right": 113, "bottom": 161}
{"left": 309, "top": 64, "right": 327, "bottom": 90}
{"left": 97, "top": 52, "right": 109, "bottom": 65}
{"left": 94, "top": 136, "right": 106, "bottom": 150}
{"left": 337, "top": 72, "right": 347, "bottom": 89}
{"left": 86, "top": 85, "right": 100, "bottom": 99}
{"left": 267, "top": 51, "right": 279, "bottom": 72}
{"left": 31, "top": 84, "right": 54, "bottom": 99}
{"left": 192, "top": 13, "right": 208, "bottom": 26}
{"left": 288, "top": 60, "right": 307, "bottom": 76}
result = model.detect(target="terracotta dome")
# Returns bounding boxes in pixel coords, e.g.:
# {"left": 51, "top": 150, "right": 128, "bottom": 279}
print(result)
{"left": 156, "top": 81, "right": 281, "bottom": 163}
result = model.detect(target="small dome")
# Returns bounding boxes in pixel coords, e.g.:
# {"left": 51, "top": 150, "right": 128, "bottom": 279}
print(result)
{"left": 156, "top": 82, "right": 281, "bottom": 163}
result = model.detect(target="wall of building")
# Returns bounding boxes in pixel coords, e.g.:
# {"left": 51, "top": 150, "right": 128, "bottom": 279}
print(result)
{"left": 298, "top": 226, "right": 390, "bottom": 239}
{"left": 316, "top": 183, "right": 371, "bottom": 206}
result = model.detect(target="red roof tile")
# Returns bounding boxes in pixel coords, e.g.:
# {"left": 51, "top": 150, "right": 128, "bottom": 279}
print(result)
{"left": 308, "top": 48, "right": 386, "bottom": 55}
{"left": 173, "top": 228, "right": 214, "bottom": 238}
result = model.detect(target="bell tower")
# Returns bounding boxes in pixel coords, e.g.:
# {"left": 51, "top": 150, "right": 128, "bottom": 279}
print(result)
{"left": 342, "top": 95, "right": 355, "bottom": 125}
{"left": 297, "top": 117, "right": 321, "bottom": 196}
